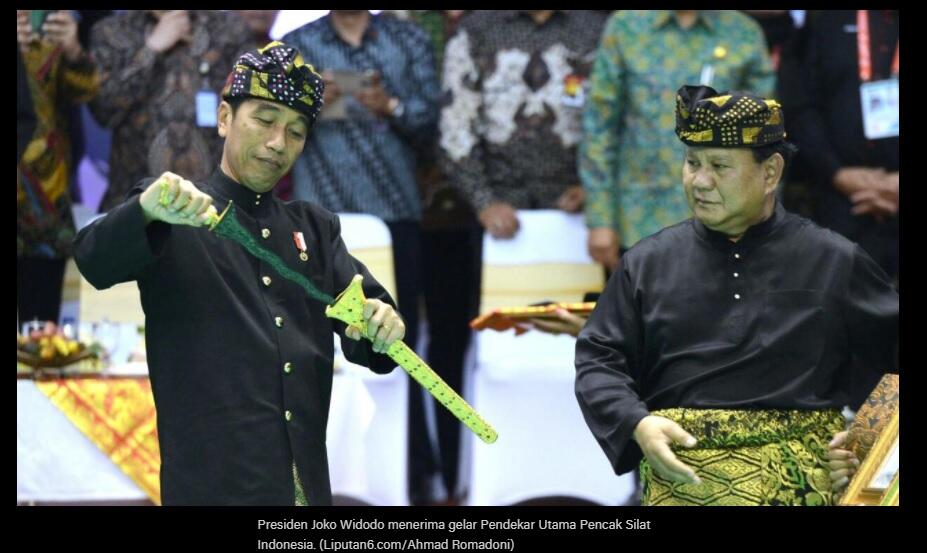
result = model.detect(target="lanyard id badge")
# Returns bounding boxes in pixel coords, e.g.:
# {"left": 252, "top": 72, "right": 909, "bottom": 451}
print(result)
{"left": 195, "top": 60, "right": 218, "bottom": 127}
{"left": 860, "top": 79, "right": 899, "bottom": 139}
{"left": 857, "top": 10, "right": 899, "bottom": 139}
{"left": 195, "top": 90, "right": 219, "bottom": 127}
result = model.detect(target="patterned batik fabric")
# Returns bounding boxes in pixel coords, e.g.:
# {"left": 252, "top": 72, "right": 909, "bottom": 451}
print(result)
{"left": 282, "top": 14, "right": 440, "bottom": 222}
{"left": 640, "top": 408, "right": 845, "bottom": 506}
{"left": 36, "top": 378, "right": 162, "bottom": 504}
{"left": 17, "top": 38, "right": 99, "bottom": 258}
{"left": 89, "top": 10, "right": 253, "bottom": 212}
{"left": 438, "top": 10, "right": 609, "bottom": 213}
{"left": 222, "top": 41, "right": 325, "bottom": 126}
{"left": 294, "top": 461, "right": 308, "bottom": 506}
{"left": 675, "top": 84, "right": 785, "bottom": 147}
{"left": 847, "top": 374, "right": 899, "bottom": 461}
{"left": 580, "top": 10, "right": 775, "bottom": 247}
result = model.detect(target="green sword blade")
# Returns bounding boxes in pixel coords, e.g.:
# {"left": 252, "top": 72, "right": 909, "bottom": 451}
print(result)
{"left": 183, "top": 193, "right": 498, "bottom": 444}
{"left": 201, "top": 198, "right": 334, "bottom": 305}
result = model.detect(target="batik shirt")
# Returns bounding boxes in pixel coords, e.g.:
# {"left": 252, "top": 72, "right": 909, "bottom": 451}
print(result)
{"left": 283, "top": 14, "right": 440, "bottom": 223}
{"left": 17, "top": 37, "right": 99, "bottom": 258}
{"left": 89, "top": 10, "right": 251, "bottom": 212}
{"left": 439, "top": 10, "right": 609, "bottom": 212}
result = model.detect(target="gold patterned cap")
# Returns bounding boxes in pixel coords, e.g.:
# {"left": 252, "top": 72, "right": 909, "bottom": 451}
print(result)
{"left": 222, "top": 41, "right": 325, "bottom": 126}
{"left": 675, "top": 85, "right": 785, "bottom": 147}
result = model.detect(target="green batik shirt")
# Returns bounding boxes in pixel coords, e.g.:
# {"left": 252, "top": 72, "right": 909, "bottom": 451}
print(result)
{"left": 580, "top": 10, "right": 775, "bottom": 247}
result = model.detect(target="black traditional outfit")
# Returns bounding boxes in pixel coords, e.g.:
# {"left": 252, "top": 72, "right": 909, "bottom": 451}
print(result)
{"left": 74, "top": 42, "right": 396, "bottom": 505}
{"left": 574, "top": 85, "right": 898, "bottom": 506}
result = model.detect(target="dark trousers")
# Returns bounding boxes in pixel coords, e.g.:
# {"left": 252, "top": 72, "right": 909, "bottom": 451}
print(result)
{"left": 419, "top": 224, "right": 482, "bottom": 499}
{"left": 391, "top": 218, "right": 482, "bottom": 503}
{"left": 17, "top": 256, "right": 67, "bottom": 327}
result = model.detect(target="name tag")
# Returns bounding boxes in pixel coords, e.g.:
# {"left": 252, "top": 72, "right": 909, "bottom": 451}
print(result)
{"left": 860, "top": 79, "right": 899, "bottom": 140}
{"left": 195, "top": 90, "right": 219, "bottom": 127}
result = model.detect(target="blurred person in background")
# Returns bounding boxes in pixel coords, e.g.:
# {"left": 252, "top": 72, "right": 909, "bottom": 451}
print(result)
{"left": 778, "top": 10, "right": 898, "bottom": 284}
{"left": 17, "top": 10, "right": 99, "bottom": 325}
{"left": 439, "top": 10, "right": 608, "bottom": 242}
{"left": 88, "top": 10, "right": 251, "bottom": 212}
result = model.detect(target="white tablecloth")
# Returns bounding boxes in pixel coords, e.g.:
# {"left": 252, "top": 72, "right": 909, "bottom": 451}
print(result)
{"left": 17, "top": 356, "right": 409, "bottom": 505}
{"left": 17, "top": 379, "right": 147, "bottom": 503}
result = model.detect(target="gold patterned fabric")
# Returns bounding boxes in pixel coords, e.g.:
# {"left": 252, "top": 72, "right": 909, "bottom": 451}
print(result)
{"left": 18, "top": 39, "right": 99, "bottom": 258}
{"left": 294, "top": 461, "right": 308, "bottom": 506}
{"left": 675, "top": 85, "right": 785, "bottom": 148}
{"left": 36, "top": 378, "right": 161, "bottom": 504}
{"left": 641, "top": 408, "right": 844, "bottom": 506}
{"left": 847, "top": 374, "right": 899, "bottom": 462}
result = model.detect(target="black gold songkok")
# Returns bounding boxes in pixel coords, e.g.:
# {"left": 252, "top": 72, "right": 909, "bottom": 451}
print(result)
{"left": 675, "top": 85, "right": 785, "bottom": 148}
{"left": 222, "top": 41, "right": 325, "bottom": 126}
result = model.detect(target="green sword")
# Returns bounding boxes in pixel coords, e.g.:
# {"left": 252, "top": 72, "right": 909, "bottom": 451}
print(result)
{"left": 168, "top": 189, "right": 497, "bottom": 444}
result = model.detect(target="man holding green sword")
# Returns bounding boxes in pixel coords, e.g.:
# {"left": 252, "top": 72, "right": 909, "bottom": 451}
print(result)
{"left": 75, "top": 41, "right": 493, "bottom": 506}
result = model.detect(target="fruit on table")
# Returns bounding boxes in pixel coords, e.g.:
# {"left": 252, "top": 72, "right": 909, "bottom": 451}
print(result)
{"left": 17, "top": 325, "right": 88, "bottom": 365}
{"left": 52, "top": 335, "right": 70, "bottom": 356}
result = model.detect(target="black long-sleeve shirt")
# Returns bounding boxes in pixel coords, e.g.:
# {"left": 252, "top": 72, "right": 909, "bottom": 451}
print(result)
{"left": 574, "top": 203, "right": 898, "bottom": 475}
{"left": 74, "top": 169, "right": 397, "bottom": 505}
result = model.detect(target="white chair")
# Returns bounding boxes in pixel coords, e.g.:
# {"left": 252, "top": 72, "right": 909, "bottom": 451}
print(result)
{"left": 466, "top": 210, "right": 635, "bottom": 506}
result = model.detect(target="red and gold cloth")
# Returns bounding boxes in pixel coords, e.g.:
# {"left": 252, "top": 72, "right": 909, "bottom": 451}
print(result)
{"left": 36, "top": 378, "right": 161, "bottom": 504}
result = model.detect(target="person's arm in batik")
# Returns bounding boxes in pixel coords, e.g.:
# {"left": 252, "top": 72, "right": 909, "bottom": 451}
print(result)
{"left": 386, "top": 22, "right": 440, "bottom": 146}
{"left": 580, "top": 13, "right": 625, "bottom": 271}
{"left": 44, "top": 10, "right": 100, "bottom": 104}
{"left": 88, "top": 12, "right": 180, "bottom": 129}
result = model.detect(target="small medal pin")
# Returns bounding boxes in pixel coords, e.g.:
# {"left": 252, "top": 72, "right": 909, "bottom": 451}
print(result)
{"left": 293, "top": 231, "right": 309, "bottom": 261}
{"left": 561, "top": 74, "right": 585, "bottom": 107}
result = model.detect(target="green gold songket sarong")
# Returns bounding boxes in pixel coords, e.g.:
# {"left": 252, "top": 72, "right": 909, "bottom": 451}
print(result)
{"left": 641, "top": 408, "right": 845, "bottom": 506}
